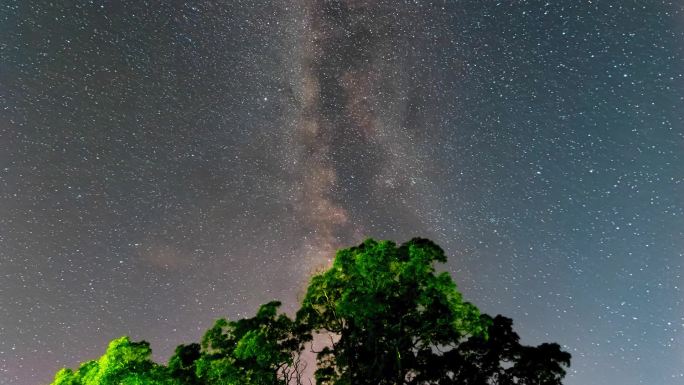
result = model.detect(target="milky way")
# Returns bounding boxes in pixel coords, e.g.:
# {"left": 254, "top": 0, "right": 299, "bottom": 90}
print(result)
{"left": 282, "top": 0, "right": 443, "bottom": 274}
{"left": 1, "top": 1, "right": 683, "bottom": 385}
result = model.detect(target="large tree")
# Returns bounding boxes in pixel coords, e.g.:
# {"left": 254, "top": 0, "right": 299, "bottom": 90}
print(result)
{"left": 296, "top": 238, "right": 489, "bottom": 385}
{"left": 296, "top": 238, "right": 571, "bottom": 385}
{"left": 50, "top": 238, "right": 571, "bottom": 385}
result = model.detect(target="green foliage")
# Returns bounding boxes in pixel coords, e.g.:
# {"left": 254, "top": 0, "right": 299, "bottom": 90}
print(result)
{"left": 196, "top": 301, "right": 303, "bottom": 385}
{"left": 49, "top": 238, "right": 570, "bottom": 385}
{"left": 296, "top": 238, "right": 488, "bottom": 384}
{"left": 50, "top": 336, "right": 179, "bottom": 385}
{"left": 52, "top": 368, "right": 79, "bottom": 385}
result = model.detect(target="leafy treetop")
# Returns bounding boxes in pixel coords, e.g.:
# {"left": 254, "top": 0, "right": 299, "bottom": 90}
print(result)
{"left": 49, "top": 238, "right": 571, "bottom": 385}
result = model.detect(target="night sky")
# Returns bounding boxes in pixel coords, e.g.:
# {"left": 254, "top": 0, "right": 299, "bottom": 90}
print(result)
{"left": 1, "top": 1, "right": 683, "bottom": 385}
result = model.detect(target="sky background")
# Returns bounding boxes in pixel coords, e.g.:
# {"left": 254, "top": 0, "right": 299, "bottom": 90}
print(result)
{"left": 1, "top": 1, "right": 683, "bottom": 384}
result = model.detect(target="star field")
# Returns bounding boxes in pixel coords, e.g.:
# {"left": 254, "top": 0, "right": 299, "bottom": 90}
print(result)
{"left": 1, "top": 1, "right": 682, "bottom": 385}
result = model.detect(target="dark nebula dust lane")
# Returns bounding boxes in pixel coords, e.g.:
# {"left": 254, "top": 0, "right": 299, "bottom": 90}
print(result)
{"left": 1, "top": 1, "right": 682, "bottom": 385}
{"left": 280, "top": 1, "right": 448, "bottom": 273}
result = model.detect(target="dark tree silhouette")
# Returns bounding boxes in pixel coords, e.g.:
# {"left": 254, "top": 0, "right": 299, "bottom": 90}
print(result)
{"left": 168, "top": 344, "right": 201, "bottom": 385}
{"left": 415, "top": 315, "right": 571, "bottom": 385}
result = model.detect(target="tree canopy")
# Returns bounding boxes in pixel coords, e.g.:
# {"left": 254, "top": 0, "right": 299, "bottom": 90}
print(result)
{"left": 50, "top": 238, "right": 571, "bottom": 385}
{"left": 297, "top": 238, "right": 487, "bottom": 384}
{"left": 51, "top": 336, "right": 178, "bottom": 385}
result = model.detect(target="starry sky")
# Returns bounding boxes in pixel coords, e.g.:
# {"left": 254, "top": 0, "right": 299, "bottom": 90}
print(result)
{"left": 1, "top": 1, "right": 683, "bottom": 385}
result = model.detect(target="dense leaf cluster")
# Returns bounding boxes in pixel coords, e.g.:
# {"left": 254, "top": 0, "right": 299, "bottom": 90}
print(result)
{"left": 50, "top": 238, "right": 570, "bottom": 385}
